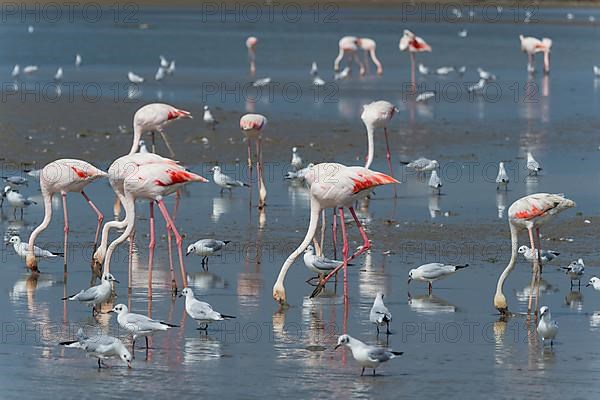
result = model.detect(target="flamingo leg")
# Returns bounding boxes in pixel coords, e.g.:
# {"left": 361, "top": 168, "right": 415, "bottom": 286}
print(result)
{"left": 332, "top": 207, "right": 338, "bottom": 259}
{"left": 158, "top": 129, "right": 175, "bottom": 158}
{"left": 313, "top": 207, "right": 370, "bottom": 291}
{"left": 383, "top": 127, "right": 397, "bottom": 198}
{"left": 319, "top": 209, "right": 326, "bottom": 257}
{"left": 257, "top": 137, "right": 266, "bottom": 209}
{"left": 156, "top": 200, "right": 186, "bottom": 290}
{"left": 81, "top": 190, "right": 103, "bottom": 252}
{"left": 338, "top": 207, "right": 349, "bottom": 299}
{"left": 526, "top": 227, "right": 539, "bottom": 316}
{"left": 534, "top": 227, "right": 543, "bottom": 312}
{"left": 62, "top": 192, "right": 68, "bottom": 274}
{"left": 410, "top": 52, "right": 416, "bottom": 90}
{"left": 128, "top": 229, "right": 134, "bottom": 292}
{"left": 148, "top": 201, "right": 155, "bottom": 299}
{"left": 247, "top": 138, "right": 253, "bottom": 207}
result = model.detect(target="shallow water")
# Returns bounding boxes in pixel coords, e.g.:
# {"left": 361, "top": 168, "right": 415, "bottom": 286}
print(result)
{"left": 1, "top": 5, "right": 600, "bottom": 399}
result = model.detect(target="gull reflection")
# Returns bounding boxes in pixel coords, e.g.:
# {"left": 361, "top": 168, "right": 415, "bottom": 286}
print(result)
{"left": 187, "top": 271, "right": 228, "bottom": 291}
{"left": 358, "top": 251, "right": 388, "bottom": 299}
{"left": 183, "top": 335, "right": 223, "bottom": 364}
{"left": 496, "top": 191, "right": 507, "bottom": 219}
{"left": 525, "top": 175, "right": 539, "bottom": 195}
{"left": 288, "top": 184, "right": 310, "bottom": 212}
{"left": 428, "top": 194, "right": 441, "bottom": 218}
{"left": 565, "top": 290, "right": 583, "bottom": 312}
{"left": 515, "top": 278, "right": 558, "bottom": 303}
{"left": 408, "top": 293, "right": 457, "bottom": 315}
{"left": 590, "top": 311, "right": 600, "bottom": 331}
{"left": 211, "top": 196, "right": 231, "bottom": 223}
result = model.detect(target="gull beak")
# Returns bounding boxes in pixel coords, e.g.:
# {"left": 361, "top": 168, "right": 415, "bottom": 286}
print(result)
{"left": 113, "top": 279, "right": 120, "bottom": 284}
{"left": 186, "top": 250, "right": 191, "bottom": 256}
{"left": 334, "top": 344, "right": 341, "bottom": 350}
{"left": 586, "top": 283, "right": 591, "bottom": 287}
{"left": 407, "top": 278, "right": 412, "bottom": 285}
{"left": 127, "top": 362, "right": 132, "bottom": 369}
{"left": 178, "top": 293, "right": 183, "bottom": 298}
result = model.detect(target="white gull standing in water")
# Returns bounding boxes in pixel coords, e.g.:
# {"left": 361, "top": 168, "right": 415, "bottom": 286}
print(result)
{"left": 335, "top": 334, "right": 403, "bottom": 376}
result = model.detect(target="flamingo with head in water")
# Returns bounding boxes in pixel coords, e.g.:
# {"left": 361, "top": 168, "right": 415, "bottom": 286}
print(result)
{"left": 519, "top": 35, "right": 552, "bottom": 74}
{"left": 26, "top": 160, "right": 108, "bottom": 273}
{"left": 334, "top": 36, "right": 365, "bottom": 76}
{"left": 494, "top": 193, "right": 575, "bottom": 317}
{"left": 272, "top": 163, "right": 399, "bottom": 305}
{"left": 399, "top": 30, "right": 431, "bottom": 88}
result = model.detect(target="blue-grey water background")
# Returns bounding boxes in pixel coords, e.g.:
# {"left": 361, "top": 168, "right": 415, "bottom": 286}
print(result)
{"left": 0, "top": 5, "right": 600, "bottom": 399}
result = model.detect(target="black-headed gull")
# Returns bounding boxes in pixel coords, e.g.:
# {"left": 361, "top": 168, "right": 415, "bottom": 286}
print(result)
{"left": 11, "top": 64, "right": 20, "bottom": 78}
{"left": 211, "top": 166, "right": 249, "bottom": 194}
{"left": 60, "top": 327, "right": 132, "bottom": 368}
{"left": 109, "top": 304, "right": 178, "bottom": 357}
{"left": 496, "top": 162, "right": 509, "bottom": 190}
{"left": 186, "top": 238, "right": 231, "bottom": 270}
{"left": 518, "top": 245, "right": 559, "bottom": 263}
{"left": 428, "top": 170, "right": 442, "bottom": 194}
{"left": 62, "top": 273, "right": 118, "bottom": 315}
{"left": 75, "top": 53, "right": 82, "bottom": 67}
{"left": 561, "top": 258, "right": 584, "bottom": 288}
{"left": 8, "top": 236, "right": 63, "bottom": 260}
{"left": 3, "top": 186, "right": 36, "bottom": 219}
{"left": 527, "top": 151, "right": 541, "bottom": 175}
{"left": 408, "top": 263, "right": 469, "bottom": 293}
{"left": 335, "top": 334, "right": 403, "bottom": 376}
{"left": 369, "top": 293, "right": 392, "bottom": 335}
{"left": 537, "top": 306, "right": 558, "bottom": 347}
{"left": 179, "top": 287, "right": 235, "bottom": 330}
{"left": 291, "top": 147, "right": 303, "bottom": 171}
{"left": 303, "top": 244, "right": 343, "bottom": 282}
{"left": 54, "top": 67, "right": 63, "bottom": 81}
{"left": 128, "top": 71, "right": 144, "bottom": 84}
{"left": 203, "top": 105, "right": 217, "bottom": 129}
{"left": 310, "top": 61, "right": 318, "bottom": 76}
{"left": 401, "top": 157, "right": 439, "bottom": 173}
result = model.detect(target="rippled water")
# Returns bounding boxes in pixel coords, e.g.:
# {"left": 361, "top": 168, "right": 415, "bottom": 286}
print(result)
{"left": 1, "top": 5, "right": 600, "bottom": 399}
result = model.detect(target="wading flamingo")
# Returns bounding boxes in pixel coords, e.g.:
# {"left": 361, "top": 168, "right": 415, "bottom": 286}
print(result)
{"left": 358, "top": 38, "right": 383, "bottom": 76}
{"left": 399, "top": 30, "right": 431, "bottom": 88}
{"left": 334, "top": 36, "right": 365, "bottom": 76}
{"left": 94, "top": 104, "right": 191, "bottom": 280}
{"left": 26, "top": 159, "right": 108, "bottom": 273}
{"left": 240, "top": 113, "right": 268, "bottom": 209}
{"left": 246, "top": 36, "right": 258, "bottom": 76}
{"left": 101, "top": 162, "right": 208, "bottom": 296}
{"left": 362, "top": 100, "right": 399, "bottom": 197}
{"left": 519, "top": 35, "right": 552, "bottom": 74}
{"left": 273, "top": 163, "right": 399, "bottom": 305}
{"left": 494, "top": 193, "right": 575, "bottom": 316}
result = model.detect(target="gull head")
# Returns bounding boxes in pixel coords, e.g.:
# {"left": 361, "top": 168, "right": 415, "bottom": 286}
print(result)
{"left": 517, "top": 245, "right": 528, "bottom": 254}
{"left": 431, "top": 160, "right": 440, "bottom": 169}
{"left": 204, "top": 105, "right": 209, "bottom": 111}
{"left": 587, "top": 276, "right": 600, "bottom": 288}
{"left": 103, "top": 273, "right": 119, "bottom": 284}
{"left": 376, "top": 292, "right": 384, "bottom": 300}
{"left": 335, "top": 334, "right": 351, "bottom": 350}
{"left": 4, "top": 186, "right": 12, "bottom": 194}
{"left": 185, "top": 244, "right": 195, "bottom": 256}
{"left": 210, "top": 166, "right": 221, "bottom": 174}
{"left": 304, "top": 244, "right": 314, "bottom": 254}
{"left": 8, "top": 236, "right": 20, "bottom": 245}
{"left": 179, "top": 287, "right": 194, "bottom": 298}
{"left": 119, "top": 346, "right": 132, "bottom": 368}
{"left": 408, "top": 269, "right": 416, "bottom": 284}
{"left": 110, "top": 304, "right": 128, "bottom": 315}
{"left": 292, "top": 146, "right": 298, "bottom": 153}
{"left": 539, "top": 305, "right": 550, "bottom": 317}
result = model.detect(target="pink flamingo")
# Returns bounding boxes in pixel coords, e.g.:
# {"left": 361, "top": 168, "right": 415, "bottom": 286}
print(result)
{"left": 399, "top": 30, "right": 431, "bottom": 88}
{"left": 494, "top": 193, "right": 575, "bottom": 316}
{"left": 26, "top": 159, "right": 108, "bottom": 273}
{"left": 358, "top": 38, "right": 383, "bottom": 76}
{"left": 272, "top": 163, "right": 399, "bottom": 305}
{"left": 94, "top": 104, "right": 192, "bottom": 286}
{"left": 334, "top": 36, "right": 365, "bottom": 76}
{"left": 362, "top": 100, "right": 399, "bottom": 197}
{"left": 101, "top": 162, "right": 208, "bottom": 296}
{"left": 246, "top": 36, "right": 258, "bottom": 76}
{"left": 240, "top": 113, "right": 268, "bottom": 209}
{"left": 519, "top": 35, "right": 552, "bottom": 74}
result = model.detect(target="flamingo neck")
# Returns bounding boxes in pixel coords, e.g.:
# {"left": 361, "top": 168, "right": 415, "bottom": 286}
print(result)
{"left": 364, "top": 123, "right": 375, "bottom": 169}
{"left": 495, "top": 222, "right": 519, "bottom": 297}
{"left": 104, "top": 191, "right": 135, "bottom": 274}
{"left": 334, "top": 47, "right": 345, "bottom": 71}
{"left": 274, "top": 197, "right": 321, "bottom": 289}
{"left": 27, "top": 189, "right": 53, "bottom": 256}
{"left": 128, "top": 123, "right": 143, "bottom": 155}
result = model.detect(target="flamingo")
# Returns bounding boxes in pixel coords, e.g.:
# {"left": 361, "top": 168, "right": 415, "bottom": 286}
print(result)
{"left": 240, "top": 113, "right": 268, "bottom": 209}
{"left": 26, "top": 159, "right": 108, "bottom": 273}
{"left": 519, "top": 35, "right": 552, "bottom": 74}
{"left": 246, "top": 36, "right": 258, "bottom": 76}
{"left": 334, "top": 36, "right": 365, "bottom": 76}
{"left": 399, "top": 30, "right": 432, "bottom": 88}
{"left": 93, "top": 103, "right": 192, "bottom": 286}
{"left": 358, "top": 38, "right": 383, "bottom": 76}
{"left": 101, "top": 161, "right": 208, "bottom": 295}
{"left": 493, "top": 193, "right": 575, "bottom": 316}
{"left": 362, "top": 100, "right": 399, "bottom": 197}
{"left": 272, "top": 163, "right": 399, "bottom": 305}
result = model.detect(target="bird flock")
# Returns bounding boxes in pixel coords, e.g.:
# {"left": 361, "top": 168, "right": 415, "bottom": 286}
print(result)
{"left": 4, "top": 26, "right": 597, "bottom": 377}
